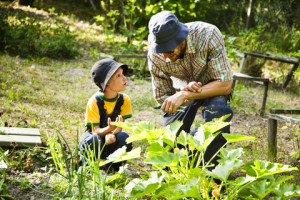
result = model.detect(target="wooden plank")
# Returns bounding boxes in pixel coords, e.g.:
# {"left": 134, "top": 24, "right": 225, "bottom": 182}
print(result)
{"left": 0, "top": 127, "right": 40, "bottom": 136}
{"left": 233, "top": 72, "right": 269, "bottom": 84}
{"left": 0, "top": 135, "right": 41, "bottom": 147}
{"left": 113, "top": 54, "right": 147, "bottom": 59}
{"left": 245, "top": 52, "right": 299, "bottom": 64}
{"left": 266, "top": 51, "right": 299, "bottom": 63}
{"left": 270, "top": 109, "right": 300, "bottom": 115}
{"left": 269, "top": 114, "right": 300, "bottom": 125}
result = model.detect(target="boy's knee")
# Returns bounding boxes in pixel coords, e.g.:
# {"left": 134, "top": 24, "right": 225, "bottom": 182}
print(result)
{"left": 115, "top": 132, "right": 132, "bottom": 151}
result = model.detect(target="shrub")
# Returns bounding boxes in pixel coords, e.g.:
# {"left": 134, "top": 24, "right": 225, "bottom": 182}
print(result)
{"left": 0, "top": 8, "right": 80, "bottom": 59}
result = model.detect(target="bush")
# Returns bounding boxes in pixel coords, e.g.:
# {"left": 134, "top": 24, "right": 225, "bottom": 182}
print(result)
{"left": 0, "top": 8, "right": 80, "bottom": 59}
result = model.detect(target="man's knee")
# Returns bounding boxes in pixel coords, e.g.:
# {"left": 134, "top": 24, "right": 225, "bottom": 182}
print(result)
{"left": 203, "top": 103, "right": 233, "bottom": 122}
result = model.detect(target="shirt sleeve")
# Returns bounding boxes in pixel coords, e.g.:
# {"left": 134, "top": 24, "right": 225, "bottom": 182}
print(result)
{"left": 85, "top": 96, "right": 100, "bottom": 127}
{"left": 206, "top": 26, "right": 232, "bottom": 82}
{"left": 120, "top": 94, "right": 132, "bottom": 119}
{"left": 148, "top": 56, "right": 176, "bottom": 104}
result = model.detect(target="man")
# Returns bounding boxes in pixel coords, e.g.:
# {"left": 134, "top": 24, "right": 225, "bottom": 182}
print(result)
{"left": 147, "top": 11, "right": 233, "bottom": 166}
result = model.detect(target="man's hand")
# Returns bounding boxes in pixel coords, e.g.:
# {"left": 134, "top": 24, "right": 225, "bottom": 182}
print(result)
{"left": 181, "top": 81, "right": 202, "bottom": 93}
{"left": 161, "top": 91, "right": 186, "bottom": 113}
{"left": 105, "top": 133, "right": 116, "bottom": 145}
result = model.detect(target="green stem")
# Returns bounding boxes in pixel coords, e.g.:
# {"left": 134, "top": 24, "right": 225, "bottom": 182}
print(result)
{"left": 127, "top": 160, "right": 151, "bottom": 176}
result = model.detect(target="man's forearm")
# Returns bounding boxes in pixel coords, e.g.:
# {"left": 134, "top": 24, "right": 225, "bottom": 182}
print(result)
{"left": 182, "top": 80, "right": 232, "bottom": 100}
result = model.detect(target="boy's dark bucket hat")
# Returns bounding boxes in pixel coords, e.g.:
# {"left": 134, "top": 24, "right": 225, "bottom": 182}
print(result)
{"left": 91, "top": 59, "right": 128, "bottom": 91}
{"left": 148, "top": 11, "right": 189, "bottom": 53}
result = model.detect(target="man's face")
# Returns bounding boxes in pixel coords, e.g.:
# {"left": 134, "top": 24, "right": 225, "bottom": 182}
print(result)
{"left": 162, "top": 40, "right": 186, "bottom": 62}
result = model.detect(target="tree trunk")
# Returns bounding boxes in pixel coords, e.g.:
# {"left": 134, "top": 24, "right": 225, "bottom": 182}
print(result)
{"left": 246, "top": 0, "right": 253, "bottom": 29}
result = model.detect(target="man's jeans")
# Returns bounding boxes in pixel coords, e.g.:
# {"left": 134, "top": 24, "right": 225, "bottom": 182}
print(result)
{"left": 163, "top": 95, "right": 233, "bottom": 166}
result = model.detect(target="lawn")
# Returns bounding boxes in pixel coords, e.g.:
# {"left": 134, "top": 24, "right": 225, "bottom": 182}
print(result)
{"left": 0, "top": 2, "right": 299, "bottom": 199}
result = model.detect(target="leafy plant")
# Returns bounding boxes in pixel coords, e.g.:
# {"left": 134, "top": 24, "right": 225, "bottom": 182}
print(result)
{"left": 110, "top": 116, "right": 299, "bottom": 199}
{"left": 0, "top": 8, "right": 80, "bottom": 59}
{"left": 46, "top": 127, "right": 133, "bottom": 199}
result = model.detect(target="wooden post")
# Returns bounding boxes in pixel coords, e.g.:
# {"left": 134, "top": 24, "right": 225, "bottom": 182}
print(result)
{"left": 238, "top": 53, "right": 247, "bottom": 73}
{"left": 268, "top": 118, "right": 277, "bottom": 162}
{"left": 260, "top": 80, "right": 269, "bottom": 116}
{"left": 283, "top": 62, "right": 299, "bottom": 88}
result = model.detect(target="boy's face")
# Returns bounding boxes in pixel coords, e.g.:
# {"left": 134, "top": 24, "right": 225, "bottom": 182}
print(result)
{"left": 106, "top": 67, "right": 127, "bottom": 92}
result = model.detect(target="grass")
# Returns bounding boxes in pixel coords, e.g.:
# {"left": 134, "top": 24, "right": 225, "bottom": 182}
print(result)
{"left": 0, "top": 2, "right": 299, "bottom": 199}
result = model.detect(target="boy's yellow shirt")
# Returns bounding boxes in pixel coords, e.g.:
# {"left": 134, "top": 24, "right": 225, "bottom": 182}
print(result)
{"left": 85, "top": 91, "right": 132, "bottom": 127}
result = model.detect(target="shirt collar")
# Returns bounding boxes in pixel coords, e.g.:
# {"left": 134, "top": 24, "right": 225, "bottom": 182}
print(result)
{"left": 99, "top": 92, "right": 119, "bottom": 102}
{"left": 185, "top": 33, "right": 196, "bottom": 54}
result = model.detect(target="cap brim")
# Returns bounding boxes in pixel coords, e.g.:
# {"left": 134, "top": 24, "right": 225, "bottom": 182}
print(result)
{"left": 150, "top": 22, "right": 189, "bottom": 53}
{"left": 102, "top": 62, "right": 128, "bottom": 91}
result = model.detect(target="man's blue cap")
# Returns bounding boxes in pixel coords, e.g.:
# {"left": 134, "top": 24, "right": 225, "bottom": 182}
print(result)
{"left": 148, "top": 11, "right": 189, "bottom": 53}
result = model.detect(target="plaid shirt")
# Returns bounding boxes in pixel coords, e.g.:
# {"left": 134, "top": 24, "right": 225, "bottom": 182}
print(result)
{"left": 148, "top": 21, "right": 232, "bottom": 104}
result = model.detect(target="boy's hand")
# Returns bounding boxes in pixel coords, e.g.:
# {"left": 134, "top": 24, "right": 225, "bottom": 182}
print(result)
{"left": 107, "top": 115, "right": 124, "bottom": 134}
{"left": 105, "top": 133, "right": 116, "bottom": 145}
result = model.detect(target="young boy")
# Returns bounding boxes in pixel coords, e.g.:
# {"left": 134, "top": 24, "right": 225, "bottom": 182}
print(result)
{"left": 79, "top": 58, "right": 133, "bottom": 171}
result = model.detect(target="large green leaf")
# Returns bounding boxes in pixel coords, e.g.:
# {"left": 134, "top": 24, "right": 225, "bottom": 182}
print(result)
{"left": 146, "top": 142, "right": 164, "bottom": 155}
{"left": 223, "top": 133, "right": 256, "bottom": 143}
{"left": 201, "top": 114, "right": 231, "bottom": 134}
{"left": 125, "top": 172, "right": 165, "bottom": 199}
{"left": 112, "top": 121, "right": 156, "bottom": 134}
{"left": 151, "top": 178, "right": 201, "bottom": 200}
{"left": 247, "top": 176, "right": 293, "bottom": 199}
{"left": 126, "top": 128, "right": 165, "bottom": 143}
{"left": 272, "top": 182, "right": 300, "bottom": 199}
{"left": 145, "top": 151, "right": 183, "bottom": 166}
{"left": 243, "top": 160, "right": 298, "bottom": 178}
{"left": 101, "top": 146, "right": 141, "bottom": 166}
{"left": 206, "top": 160, "right": 243, "bottom": 182}
{"left": 218, "top": 148, "right": 244, "bottom": 164}
{"left": 162, "top": 121, "right": 183, "bottom": 148}
{"left": 177, "top": 130, "right": 188, "bottom": 146}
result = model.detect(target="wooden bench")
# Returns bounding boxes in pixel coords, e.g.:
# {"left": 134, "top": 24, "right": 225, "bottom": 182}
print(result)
{"left": 0, "top": 127, "right": 42, "bottom": 147}
{"left": 239, "top": 52, "right": 299, "bottom": 88}
{"left": 268, "top": 109, "right": 300, "bottom": 161}
{"left": 232, "top": 72, "right": 269, "bottom": 116}
{"left": 113, "top": 54, "right": 148, "bottom": 74}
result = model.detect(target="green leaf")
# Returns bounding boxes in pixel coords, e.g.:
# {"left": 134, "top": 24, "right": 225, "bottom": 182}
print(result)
{"left": 125, "top": 172, "right": 165, "bottom": 199}
{"left": 218, "top": 148, "right": 244, "bottom": 164}
{"left": 163, "top": 121, "right": 183, "bottom": 148}
{"left": 223, "top": 133, "right": 256, "bottom": 143}
{"left": 146, "top": 142, "right": 164, "bottom": 155}
{"left": 247, "top": 176, "right": 293, "bottom": 199}
{"left": 206, "top": 160, "right": 243, "bottom": 182}
{"left": 145, "top": 151, "right": 182, "bottom": 167}
{"left": 243, "top": 160, "right": 298, "bottom": 178}
{"left": 101, "top": 146, "right": 141, "bottom": 166}
{"left": 151, "top": 178, "right": 201, "bottom": 200}
{"left": 112, "top": 121, "right": 155, "bottom": 135}
{"left": 273, "top": 182, "right": 300, "bottom": 199}
{"left": 177, "top": 130, "right": 188, "bottom": 146}
{"left": 202, "top": 114, "right": 231, "bottom": 134}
